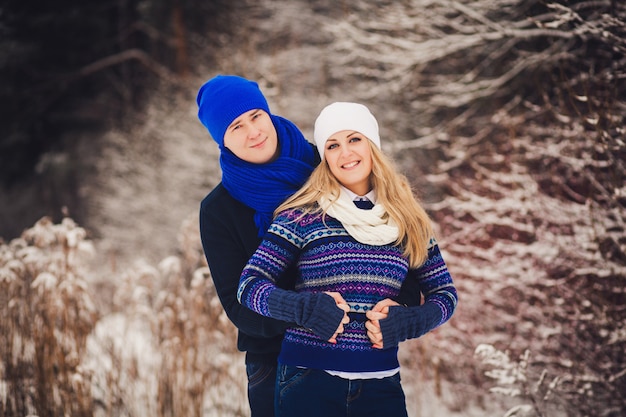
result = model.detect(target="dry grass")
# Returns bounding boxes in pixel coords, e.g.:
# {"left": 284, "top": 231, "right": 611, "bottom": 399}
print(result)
{"left": 0, "top": 214, "right": 246, "bottom": 417}
{"left": 0, "top": 217, "right": 97, "bottom": 416}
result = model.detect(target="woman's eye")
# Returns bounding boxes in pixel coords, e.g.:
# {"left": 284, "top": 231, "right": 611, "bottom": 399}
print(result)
{"left": 349, "top": 136, "right": 362, "bottom": 143}
{"left": 327, "top": 143, "right": 338, "bottom": 150}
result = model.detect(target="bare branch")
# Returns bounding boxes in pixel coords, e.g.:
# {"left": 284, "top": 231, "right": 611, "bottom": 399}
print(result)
{"left": 76, "top": 48, "right": 175, "bottom": 79}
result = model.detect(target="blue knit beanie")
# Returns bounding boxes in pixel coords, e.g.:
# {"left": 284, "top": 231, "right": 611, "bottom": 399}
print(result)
{"left": 196, "top": 75, "right": 271, "bottom": 147}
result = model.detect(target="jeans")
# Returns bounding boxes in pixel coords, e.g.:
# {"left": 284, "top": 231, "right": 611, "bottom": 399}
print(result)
{"left": 246, "top": 361, "right": 278, "bottom": 417}
{"left": 275, "top": 364, "right": 408, "bottom": 417}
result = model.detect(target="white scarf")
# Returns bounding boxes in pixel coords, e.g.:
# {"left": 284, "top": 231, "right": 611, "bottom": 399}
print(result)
{"left": 318, "top": 190, "right": 399, "bottom": 246}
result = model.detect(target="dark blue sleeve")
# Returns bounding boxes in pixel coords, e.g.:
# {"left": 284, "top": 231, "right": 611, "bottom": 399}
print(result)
{"left": 237, "top": 212, "right": 345, "bottom": 341}
{"left": 379, "top": 244, "right": 458, "bottom": 347}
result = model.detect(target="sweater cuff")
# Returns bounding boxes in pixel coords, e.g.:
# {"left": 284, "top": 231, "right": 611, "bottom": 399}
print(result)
{"left": 267, "top": 290, "right": 345, "bottom": 341}
{"left": 379, "top": 303, "right": 443, "bottom": 348}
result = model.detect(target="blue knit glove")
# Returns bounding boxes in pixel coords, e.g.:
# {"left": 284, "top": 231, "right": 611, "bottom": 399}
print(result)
{"left": 267, "top": 289, "right": 345, "bottom": 341}
{"left": 379, "top": 303, "right": 443, "bottom": 348}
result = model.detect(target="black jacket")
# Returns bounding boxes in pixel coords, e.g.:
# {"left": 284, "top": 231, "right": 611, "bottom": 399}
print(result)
{"left": 200, "top": 183, "right": 291, "bottom": 364}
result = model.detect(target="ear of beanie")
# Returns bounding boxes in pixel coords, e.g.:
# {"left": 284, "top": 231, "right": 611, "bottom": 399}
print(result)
{"left": 196, "top": 75, "right": 271, "bottom": 147}
{"left": 313, "top": 102, "right": 380, "bottom": 159}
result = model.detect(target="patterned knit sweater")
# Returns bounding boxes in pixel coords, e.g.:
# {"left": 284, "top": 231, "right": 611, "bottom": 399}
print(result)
{"left": 237, "top": 208, "right": 457, "bottom": 373}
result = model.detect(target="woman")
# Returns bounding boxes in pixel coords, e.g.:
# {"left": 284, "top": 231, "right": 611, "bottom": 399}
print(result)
{"left": 237, "top": 102, "right": 458, "bottom": 417}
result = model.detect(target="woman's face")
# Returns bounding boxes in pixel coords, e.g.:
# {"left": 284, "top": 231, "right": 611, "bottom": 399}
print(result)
{"left": 323, "top": 130, "right": 373, "bottom": 196}
{"left": 223, "top": 109, "right": 279, "bottom": 164}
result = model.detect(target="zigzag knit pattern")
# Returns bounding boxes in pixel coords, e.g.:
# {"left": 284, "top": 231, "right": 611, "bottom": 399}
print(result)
{"left": 238, "top": 208, "right": 457, "bottom": 373}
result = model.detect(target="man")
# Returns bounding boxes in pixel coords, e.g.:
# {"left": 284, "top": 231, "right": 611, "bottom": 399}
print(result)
{"left": 196, "top": 75, "right": 421, "bottom": 417}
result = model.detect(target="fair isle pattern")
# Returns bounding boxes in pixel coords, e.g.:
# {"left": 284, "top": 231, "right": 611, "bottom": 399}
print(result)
{"left": 416, "top": 245, "right": 458, "bottom": 326}
{"left": 239, "top": 208, "right": 455, "bottom": 373}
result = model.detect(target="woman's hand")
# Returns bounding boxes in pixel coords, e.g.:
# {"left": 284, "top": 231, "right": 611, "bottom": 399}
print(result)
{"left": 324, "top": 291, "right": 350, "bottom": 344}
{"left": 365, "top": 298, "right": 400, "bottom": 349}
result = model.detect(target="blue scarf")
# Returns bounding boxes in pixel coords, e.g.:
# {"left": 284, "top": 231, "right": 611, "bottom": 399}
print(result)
{"left": 221, "top": 115, "right": 317, "bottom": 236}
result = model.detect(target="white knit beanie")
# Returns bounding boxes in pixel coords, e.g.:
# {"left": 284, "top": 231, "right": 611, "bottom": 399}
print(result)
{"left": 313, "top": 102, "right": 381, "bottom": 159}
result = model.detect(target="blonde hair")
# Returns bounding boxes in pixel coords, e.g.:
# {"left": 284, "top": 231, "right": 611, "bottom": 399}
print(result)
{"left": 276, "top": 142, "right": 434, "bottom": 268}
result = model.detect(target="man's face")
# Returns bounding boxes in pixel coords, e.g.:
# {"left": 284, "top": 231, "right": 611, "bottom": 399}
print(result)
{"left": 223, "top": 109, "right": 279, "bottom": 164}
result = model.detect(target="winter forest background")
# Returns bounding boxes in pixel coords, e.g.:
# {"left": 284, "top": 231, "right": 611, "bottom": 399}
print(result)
{"left": 1, "top": 1, "right": 625, "bottom": 416}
